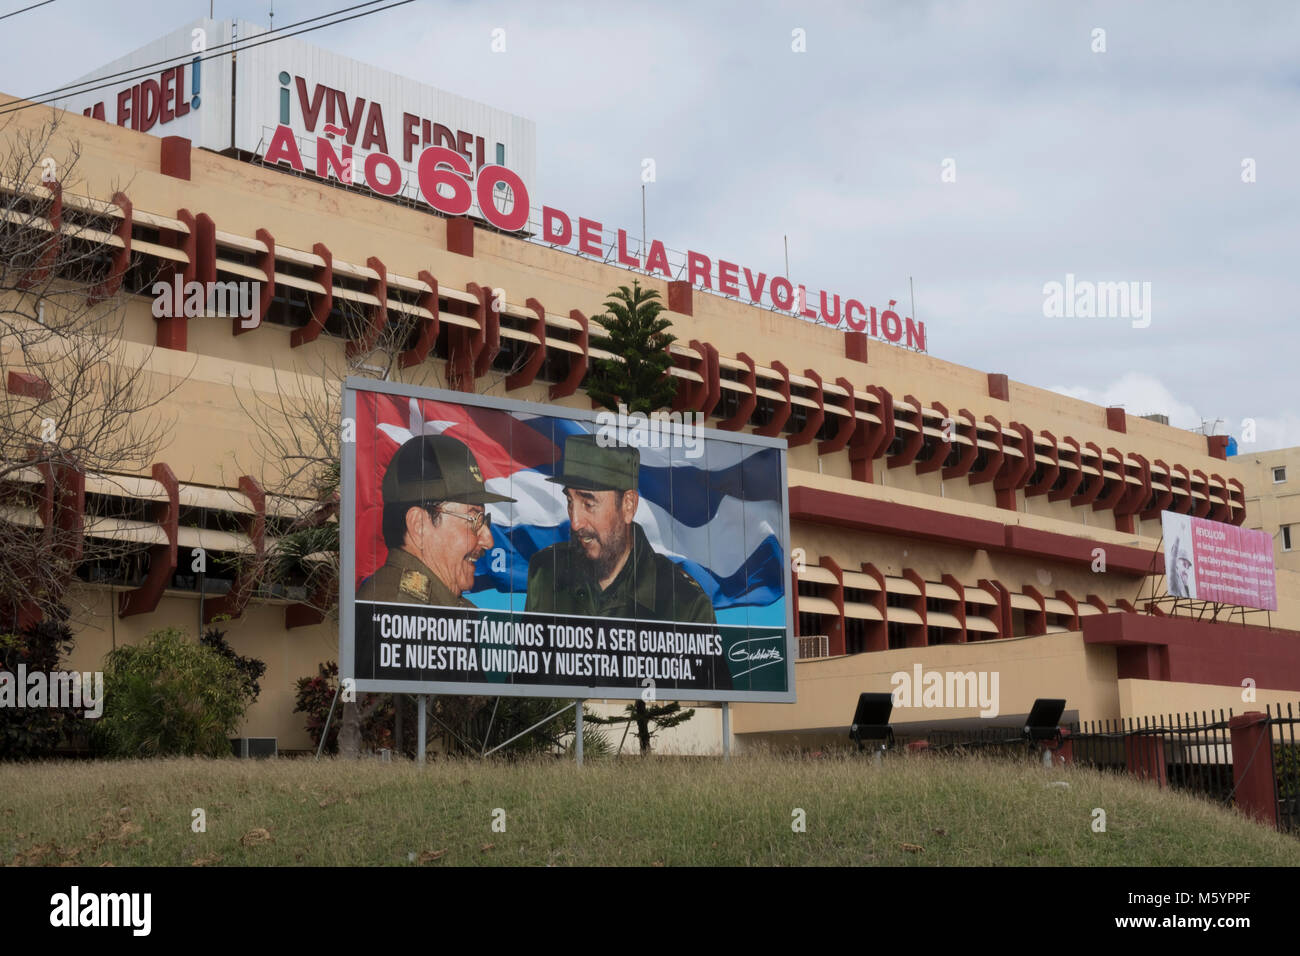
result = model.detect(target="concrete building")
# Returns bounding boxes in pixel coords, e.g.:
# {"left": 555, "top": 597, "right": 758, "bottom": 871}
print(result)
{"left": 1242, "top": 446, "right": 1300, "bottom": 577}
{"left": 3, "top": 31, "right": 1298, "bottom": 754}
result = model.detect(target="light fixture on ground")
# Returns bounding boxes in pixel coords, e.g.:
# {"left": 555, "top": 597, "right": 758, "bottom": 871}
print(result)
{"left": 1024, "top": 697, "right": 1066, "bottom": 764}
{"left": 849, "top": 692, "right": 895, "bottom": 757}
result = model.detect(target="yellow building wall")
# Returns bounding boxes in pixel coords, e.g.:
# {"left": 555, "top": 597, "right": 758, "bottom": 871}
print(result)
{"left": 3, "top": 99, "right": 1293, "bottom": 757}
{"left": 62, "top": 587, "right": 335, "bottom": 751}
{"left": 1238, "top": 446, "right": 1300, "bottom": 575}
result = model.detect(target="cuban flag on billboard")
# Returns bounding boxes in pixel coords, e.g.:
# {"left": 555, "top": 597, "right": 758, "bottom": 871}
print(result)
{"left": 355, "top": 392, "right": 787, "bottom": 628}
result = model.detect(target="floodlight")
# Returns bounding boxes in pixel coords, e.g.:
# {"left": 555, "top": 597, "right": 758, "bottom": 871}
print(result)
{"left": 1023, "top": 698, "right": 1066, "bottom": 745}
{"left": 849, "top": 692, "right": 895, "bottom": 753}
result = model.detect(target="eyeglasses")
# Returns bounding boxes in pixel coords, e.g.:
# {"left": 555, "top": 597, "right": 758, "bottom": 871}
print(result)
{"left": 431, "top": 506, "right": 492, "bottom": 533}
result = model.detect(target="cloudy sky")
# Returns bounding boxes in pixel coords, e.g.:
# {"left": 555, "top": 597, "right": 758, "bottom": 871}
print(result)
{"left": 4, "top": 0, "right": 1297, "bottom": 450}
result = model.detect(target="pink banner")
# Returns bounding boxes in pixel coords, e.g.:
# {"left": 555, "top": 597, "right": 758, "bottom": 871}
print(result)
{"left": 1161, "top": 512, "right": 1277, "bottom": 610}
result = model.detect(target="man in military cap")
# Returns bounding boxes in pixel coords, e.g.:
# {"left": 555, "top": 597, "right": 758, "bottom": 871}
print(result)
{"left": 525, "top": 433, "right": 715, "bottom": 625}
{"left": 357, "top": 434, "right": 515, "bottom": 607}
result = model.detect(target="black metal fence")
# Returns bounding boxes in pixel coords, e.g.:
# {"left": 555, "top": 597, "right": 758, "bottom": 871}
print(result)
{"left": 891, "top": 704, "right": 1300, "bottom": 835}
{"left": 1070, "top": 710, "right": 1237, "bottom": 807}
{"left": 1271, "top": 702, "right": 1300, "bottom": 833}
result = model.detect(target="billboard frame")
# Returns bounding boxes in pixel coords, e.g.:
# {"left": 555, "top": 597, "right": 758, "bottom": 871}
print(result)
{"left": 340, "top": 376, "right": 795, "bottom": 704}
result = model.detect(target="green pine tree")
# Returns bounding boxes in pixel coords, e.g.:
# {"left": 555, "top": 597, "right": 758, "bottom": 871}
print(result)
{"left": 584, "top": 279, "right": 694, "bottom": 754}
{"left": 585, "top": 280, "right": 677, "bottom": 414}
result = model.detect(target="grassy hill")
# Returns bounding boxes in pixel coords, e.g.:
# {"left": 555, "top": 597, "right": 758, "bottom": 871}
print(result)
{"left": 3, "top": 752, "right": 1297, "bottom": 866}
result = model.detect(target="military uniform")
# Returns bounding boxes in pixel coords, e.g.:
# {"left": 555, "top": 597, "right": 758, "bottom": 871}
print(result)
{"left": 524, "top": 432, "right": 729, "bottom": 688}
{"left": 525, "top": 521, "right": 715, "bottom": 624}
{"left": 356, "top": 547, "right": 475, "bottom": 608}
{"left": 356, "top": 433, "right": 516, "bottom": 607}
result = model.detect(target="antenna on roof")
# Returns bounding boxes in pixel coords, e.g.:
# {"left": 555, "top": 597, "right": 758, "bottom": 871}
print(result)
{"left": 270, "top": 0, "right": 275, "bottom": 30}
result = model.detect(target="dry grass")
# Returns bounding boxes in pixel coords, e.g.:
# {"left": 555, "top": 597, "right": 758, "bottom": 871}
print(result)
{"left": 2, "top": 752, "right": 1297, "bottom": 866}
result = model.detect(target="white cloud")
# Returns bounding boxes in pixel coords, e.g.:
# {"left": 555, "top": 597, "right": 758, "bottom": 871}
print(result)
{"left": 1050, "top": 373, "right": 1300, "bottom": 451}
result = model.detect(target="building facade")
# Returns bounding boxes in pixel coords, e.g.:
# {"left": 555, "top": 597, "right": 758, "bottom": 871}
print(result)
{"left": 3, "top": 67, "right": 1299, "bottom": 754}
{"left": 1242, "top": 446, "right": 1300, "bottom": 577}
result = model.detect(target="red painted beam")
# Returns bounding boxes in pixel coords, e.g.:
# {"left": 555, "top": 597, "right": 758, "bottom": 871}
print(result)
{"left": 786, "top": 369, "right": 824, "bottom": 448}
{"left": 550, "top": 309, "right": 588, "bottom": 400}
{"left": 291, "top": 242, "right": 332, "bottom": 348}
{"left": 446, "top": 217, "right": 474, "bottom": 257}
{"left": 968, "top": 415, "right": 1004, "bottom": 486}
{"left": 1168, "top": 464, "right": 1192, "bottom": 515}
{"left": 941, "top": 573, "right": 968, "bottom": 643}
{"left": 119, "top": 463, "right": 179, "bottom": 618}
{"left": 755, "top": 360, "right": 792, "bottom": 437}
{"left": 203, "top": 476, "right": 265, "bottom": 624}
{"left": 1049, "top": 437, "right": 1085, "bottom": 503}
{"left": 7, "top": 372, "right": 50, "bottom": 400}
{"left": 994, "top": 422, "right": 1034, "bottom": 509}
{"left": 1025, "top": 429, "right": 1060, "bottom": 498}
{"left": 941, "top": 408, "right": 979, "bottom": 481}
{"left": 1071, "top": 442, "right": 1106, "bottom": 507}
{"left": 817, "top": 376, "right": 857, "bottom": 455}
{"left": 789, "top": 485, "right": 1162, "bottom": 575}
{"left": 819, "top": 555, "right": 845, "bottom": 657}
{"left": 19, "top": 181, "right": 60, "bottom": 291}
{"left": 1191, "top": 469, "right": 1212, "bottom": 518}
{"left": 399, "top": 270, "right": 441, "bottom": 368}
{"left": 851, "top": 385, "right": 894, "bottom": 483}
{"left": 860, "top": 562, "right": 889, "bottom": 652}
{"left": 1141, "top": 458, "right": 1174, "bottom": 520}
{"left": 506, "top": 296, "right": 549, "bottom": 390}
{"left": 886, "top": 394, "right": 924, "bottom": 469}
{"left": 667, "top": 280, "right": 693, "bottom": 316}
{"left": 1084, "top": 613, "right": 1300, "bottom": 691}
{"left": 1113, "top": 453, "right": 1151, "bottom": 534}
{"left": 696, "top": 342, "right": 721, "bottom": 419}
{"left": 88, "top": 191, "right": 132, "bottom": 304}
{"left": 719, "top": 353, "right": 758, "bottom": 432}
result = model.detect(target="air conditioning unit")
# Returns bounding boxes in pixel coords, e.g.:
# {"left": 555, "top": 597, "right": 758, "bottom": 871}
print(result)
{"left": 797, "top": 635, "right": 829, "bottom": 660}
{"left": 230, "top": 737, "right": 278, "bottom": 758}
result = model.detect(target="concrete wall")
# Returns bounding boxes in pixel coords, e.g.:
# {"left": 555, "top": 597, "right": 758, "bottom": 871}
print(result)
{"left": 1240, "top": 445, "right": 1300, "bottom": 574}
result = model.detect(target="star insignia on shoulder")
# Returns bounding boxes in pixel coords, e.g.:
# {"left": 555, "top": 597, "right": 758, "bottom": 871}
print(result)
{"left": 399, "top": 569, "right": 430, "bottom": 600}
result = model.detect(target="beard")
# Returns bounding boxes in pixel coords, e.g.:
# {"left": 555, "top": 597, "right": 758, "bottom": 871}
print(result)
{"left": 575, "top": 526, "right": 632, "bottom": 584}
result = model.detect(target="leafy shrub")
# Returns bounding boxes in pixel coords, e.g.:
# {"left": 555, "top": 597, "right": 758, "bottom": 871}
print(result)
{"left": 0, "top": 613, "right": 81, "bottom": 759}
{"left": 200, "top": 625, "right": 266, "bottom": 702}
{"left": 294, "top": 661, "right": 391, "bottom": 754}
{"left": 94, "top": 627, "right": 251, "bottom": 758}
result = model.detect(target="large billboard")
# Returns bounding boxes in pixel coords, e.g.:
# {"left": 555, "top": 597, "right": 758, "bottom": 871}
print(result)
{"left": 58, "top": 19, "right": 537, "bottom": 216}
{"left": 340, "top": 380, "right": 794, "bottom": 703}
{"left": 1160, "top": 511, "right": 1277, "bottom": 610}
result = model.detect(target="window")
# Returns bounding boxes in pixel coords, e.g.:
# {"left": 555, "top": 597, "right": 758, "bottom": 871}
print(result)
{"left": 1284, "top": 525, "right": 1293, "bottom": 552}
{"left": 495, "top": 143, "right": 508, "bottom": 194}
{"left": 1273, "top": 466, "right": 1287, "bottom": 484}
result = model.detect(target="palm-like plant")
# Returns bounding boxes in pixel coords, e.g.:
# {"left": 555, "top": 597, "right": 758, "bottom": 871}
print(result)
{"left": 585, "top": 280, "right": 678, "bottom": 414}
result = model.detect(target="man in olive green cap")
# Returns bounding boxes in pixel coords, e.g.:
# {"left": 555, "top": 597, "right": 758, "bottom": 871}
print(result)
{"left": 358, "top": 434, "right": 515, "bottom": 607}
{"left": 525, "top": 433, "right": 715, "bottom": 625}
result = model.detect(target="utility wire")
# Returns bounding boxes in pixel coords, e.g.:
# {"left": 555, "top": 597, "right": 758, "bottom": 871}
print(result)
{"left": 0, "top": 0, "right": 56, "bottom": 23}
{"left": 2, "top": 0, "right": 389, "bottom": 105}
{"left": 0, "top": 0, "right": 416, "bottom": 117}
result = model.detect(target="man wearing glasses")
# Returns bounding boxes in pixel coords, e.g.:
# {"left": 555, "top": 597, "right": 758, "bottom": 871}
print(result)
{"left": 358, "top": 434, "right": 515, "bottom": 607}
